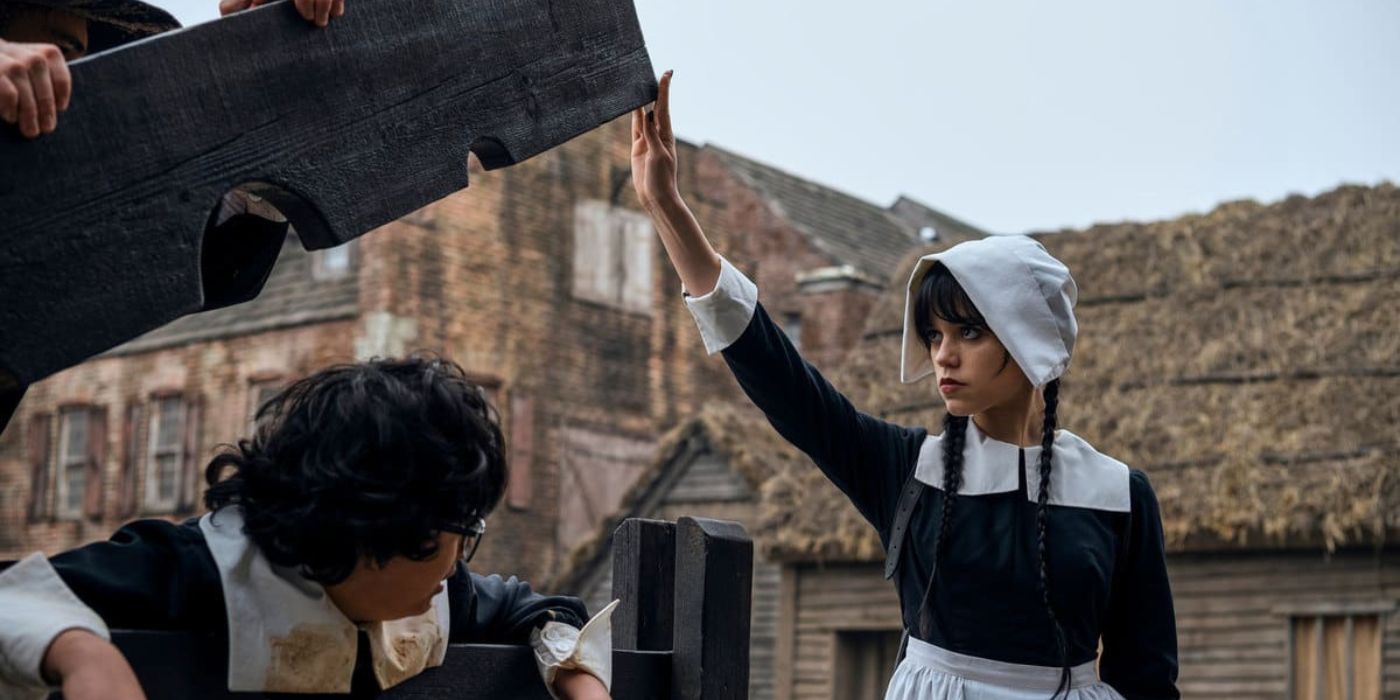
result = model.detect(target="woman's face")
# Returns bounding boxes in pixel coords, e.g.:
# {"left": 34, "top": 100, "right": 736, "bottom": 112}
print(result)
{"left": 325, "top": 531, "right": 463, "bottom": 622}
{"left": 926, "top": 315, "right": 1033, "bottom": 417}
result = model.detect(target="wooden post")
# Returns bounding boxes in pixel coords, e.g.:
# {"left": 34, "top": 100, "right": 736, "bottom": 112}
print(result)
{"left": 612, "top": 518, "right": 677, "bottom": 652}
{"left": 671, "top": 517, "right": 753, "bottom": 700}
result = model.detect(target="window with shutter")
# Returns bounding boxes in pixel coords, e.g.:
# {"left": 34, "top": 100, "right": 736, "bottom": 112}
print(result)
{"left": 119, "top": 403, "right": 143, "bottom": 518}
{"left": 572, "top": 200, "right": 616, "bottom": 306}
{"left": 571, "top": 200, "right": 653, "bottom": 313}
{"left": 178, "top": 399, "right": 203, "bottom": 512}
{"left": 145, "top": 396, "right": 185, "bottom": 512}
{"left": 83, "top": 408, "right": 107, "bottom": 520}
{"left": 619, "top": 213, "right": 654, "bottom": 313}
{"left": 55, "top": 407, "right": 90, "bottom": 520}
{"left": 27, "top": 413, "right": 52, "bottom": 522}
{"left": 1291, "top": 613, "right": 1383, "bottom": 700}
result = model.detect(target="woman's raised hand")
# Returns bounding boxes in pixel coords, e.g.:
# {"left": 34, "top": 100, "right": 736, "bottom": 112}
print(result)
{"left": 629, "top": 70, "right": 721, "bottom": 295}
{"left": 631, "top": 70, "right": 678, "bottom": 211}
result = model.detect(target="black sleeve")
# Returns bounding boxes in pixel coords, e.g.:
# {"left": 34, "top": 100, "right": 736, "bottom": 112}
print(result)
{"left": 1099, "top": 469, "right": 1180, "bottom": 699}
{"left": 447, "top": 564, "right": 589, "bottom": 644}
{"left": 721, "top": 302, "right": 927, "bottom": 537}
{"left": 46, "top": 519, "right": 225, "bottom": 631}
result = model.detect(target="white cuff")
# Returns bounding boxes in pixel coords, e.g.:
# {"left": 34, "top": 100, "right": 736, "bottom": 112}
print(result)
{"left": 530, "top": 599, "right": 618, "bottom": 699}
{"left": 0, "top": 553, "right": 111, "bottom": 697}
{"left": 682, "top": 256, "right": 759, "bottom": 355}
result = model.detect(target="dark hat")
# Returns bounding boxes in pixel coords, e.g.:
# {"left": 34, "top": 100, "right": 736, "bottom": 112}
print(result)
{"left": 2, "top": 0, "right": 181, "bottom": 53}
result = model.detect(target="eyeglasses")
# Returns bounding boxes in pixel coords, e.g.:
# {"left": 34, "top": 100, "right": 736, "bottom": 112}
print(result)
{"left": 439, "top": 517, "right": 487, "bottom": 564}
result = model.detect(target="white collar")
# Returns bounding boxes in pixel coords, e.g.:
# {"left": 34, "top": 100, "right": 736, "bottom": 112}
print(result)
{"left": 199, "top": 508, "right": 451, "bottom": 693}
{"left": 913, "top": 421, "right": 1130, "bottom": 512}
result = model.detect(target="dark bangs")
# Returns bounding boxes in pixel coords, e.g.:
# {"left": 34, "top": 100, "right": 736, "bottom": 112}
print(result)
{"left": 913, "top": 262, "right": 989, "bottom": 347}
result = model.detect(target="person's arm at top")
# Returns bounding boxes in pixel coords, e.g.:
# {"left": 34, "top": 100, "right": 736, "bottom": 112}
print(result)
{"left": 0, "top": 0, "right": 347, "bottom": 140}
{"left": 630, "top": 73, "right": 925, "bottom": 533}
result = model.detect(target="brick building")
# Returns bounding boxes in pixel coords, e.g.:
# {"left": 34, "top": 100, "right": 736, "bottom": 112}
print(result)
{"left": 0, "top": 116, "right": 974, "bottom": 585}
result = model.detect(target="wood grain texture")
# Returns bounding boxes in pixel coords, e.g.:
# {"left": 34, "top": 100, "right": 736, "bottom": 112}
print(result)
{"left": 672, "top": 516, "right": 754, "bottom": 700}
{"left": 54, "top": 632, "right": 669, "bottom": 699}
{"left": 35, "top": 517, "right": 757, "bottom": 698}
{"left": 1, "top": 0, "right": 655, "bottom": 390}
{"left": 612, "top": 518, "right": 676, "bottom": 653}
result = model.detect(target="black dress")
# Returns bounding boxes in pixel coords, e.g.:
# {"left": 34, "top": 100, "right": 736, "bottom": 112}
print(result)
{"left": 717, "top": 300, "right": 1179, "bottom": 699}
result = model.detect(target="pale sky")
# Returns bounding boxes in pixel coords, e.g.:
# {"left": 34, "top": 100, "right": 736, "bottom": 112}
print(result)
{"left": 154, "top": 0, "right": 1400, "bottom": 234}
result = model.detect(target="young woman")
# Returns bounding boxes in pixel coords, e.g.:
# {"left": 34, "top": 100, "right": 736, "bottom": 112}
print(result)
{"left": 0, "top": 357, "right": 613, "bottom": 700}
{"left": 631, "top": 72, "right": 1178, "bottom": 699}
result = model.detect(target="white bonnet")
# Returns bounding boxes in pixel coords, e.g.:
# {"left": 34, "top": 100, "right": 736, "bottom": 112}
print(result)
{"left": 899, "top": 235, "right": 1078, "bottom": 388}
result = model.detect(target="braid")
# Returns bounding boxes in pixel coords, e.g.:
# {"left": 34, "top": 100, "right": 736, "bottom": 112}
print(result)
{"left": 1035, "top": 379, "right": 1072, "bottom": 699}
{"left": 916, "top": 412, "right": 967, "bottom": 640}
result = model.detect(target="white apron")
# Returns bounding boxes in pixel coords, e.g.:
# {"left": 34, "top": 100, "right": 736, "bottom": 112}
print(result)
{"left": 885, "top": 637, "right": 1126, "bottom": 700}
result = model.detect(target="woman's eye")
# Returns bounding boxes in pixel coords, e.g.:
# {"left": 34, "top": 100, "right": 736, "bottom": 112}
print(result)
{"left": 961, "top": 327, "right": 982, "bottom": 340}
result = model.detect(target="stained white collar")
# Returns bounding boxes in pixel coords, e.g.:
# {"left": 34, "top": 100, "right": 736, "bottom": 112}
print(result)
{"left": 913, "top": 421, "right": 1130, "bottom": 513}
{"left": 199, "top": 508, "right": 451, "bottom": 693}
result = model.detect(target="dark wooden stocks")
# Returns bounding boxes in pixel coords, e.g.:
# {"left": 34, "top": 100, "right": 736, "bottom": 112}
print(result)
{"left": 0, "top": 0, "right": 655, "bottom": 391}
{"left": 41, "top": 517, "right": 753, "bottom": 698}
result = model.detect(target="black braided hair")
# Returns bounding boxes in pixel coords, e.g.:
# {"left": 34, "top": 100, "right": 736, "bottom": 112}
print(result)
{"left": 914, "top": 262, "right": 1074, "bottom": 698}
{"left": 911, "top": 262, "right": 985, "bottom": 643}
{"left": 915, "top": 411, "right": 968, "bottom": 640}
{"left": 1037, "top": 378, "right": 1072, "bottom": 699}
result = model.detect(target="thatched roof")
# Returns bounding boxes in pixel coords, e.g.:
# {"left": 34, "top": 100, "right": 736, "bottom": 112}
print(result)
{"left": 757, "top": 183, "right": 1400, "bottom": 561}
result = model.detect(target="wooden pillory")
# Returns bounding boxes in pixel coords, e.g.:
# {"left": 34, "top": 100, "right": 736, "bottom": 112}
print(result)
{"left": 51, "top": 517, "right": 752, "bottom": 699}
{"left": 0, "top": 0, "right": 656, "bottom": 396}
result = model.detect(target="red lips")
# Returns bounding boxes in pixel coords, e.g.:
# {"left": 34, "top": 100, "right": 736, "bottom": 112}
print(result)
{"left": 939, "top": 379, "right": 965, "bottom": 392}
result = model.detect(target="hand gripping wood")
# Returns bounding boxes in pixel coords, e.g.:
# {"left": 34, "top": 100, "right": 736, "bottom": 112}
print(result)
{"left": 0, "top": 0, "right": 655, "bottom": 391}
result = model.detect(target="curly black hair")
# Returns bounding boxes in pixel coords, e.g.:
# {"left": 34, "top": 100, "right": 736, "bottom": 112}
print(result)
{"left": 204, "top": 356, "right": 507, "bottom": 585}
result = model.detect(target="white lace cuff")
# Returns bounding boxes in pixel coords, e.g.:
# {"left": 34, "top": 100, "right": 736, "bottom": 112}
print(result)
{"left": 682, "top": 256, "right": 759, "bottom": 354}
{"left": 530, "top": 599, "right": 619, "bottom": 699}
{"left": 0, "top": 553, "right": 111, "bottom": 698}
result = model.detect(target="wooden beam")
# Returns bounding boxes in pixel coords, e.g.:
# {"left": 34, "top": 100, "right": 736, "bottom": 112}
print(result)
{"left": 672, "top": 516, "right": 753, "bottom": 700}
{"left": 612, "top": 518, "right": 677, "bottom": 652}
{"left": 0, "top": 0, "right": 655, "bottom": 390}
{"left": 87, "top": 630, "right": 670, "bottom": 699}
